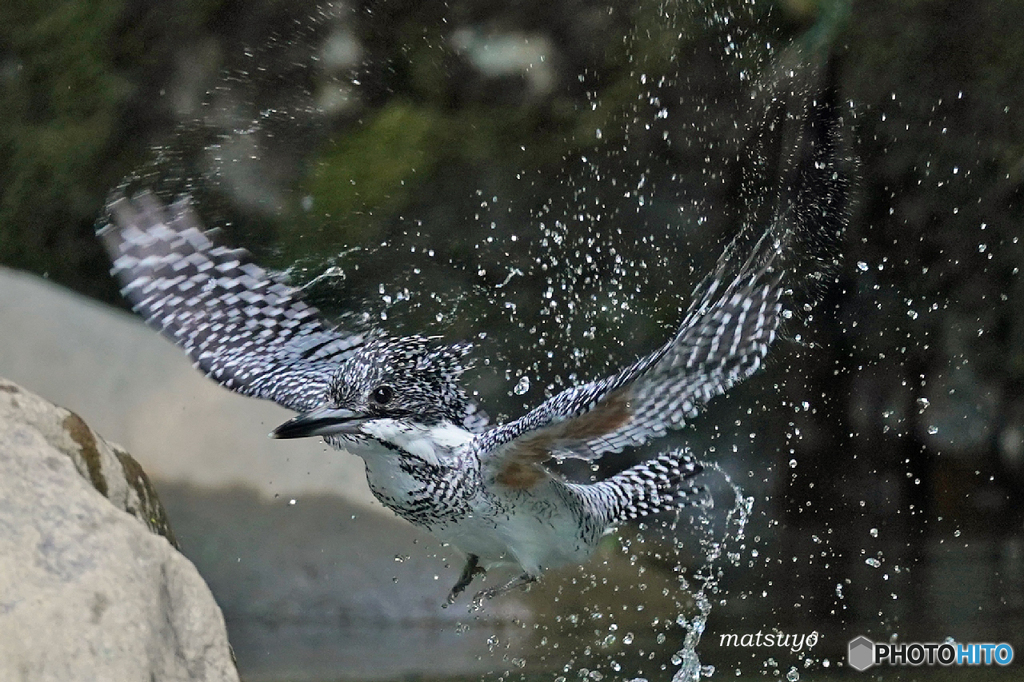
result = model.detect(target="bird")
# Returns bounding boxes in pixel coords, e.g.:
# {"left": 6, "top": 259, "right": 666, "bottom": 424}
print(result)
{"left": 99, "top": 95, "right": 844, "bottom": 606}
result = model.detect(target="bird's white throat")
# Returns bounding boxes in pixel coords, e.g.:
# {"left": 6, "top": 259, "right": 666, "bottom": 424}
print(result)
{"left": 358, "top": 419, "right": 475, "bottom": 467}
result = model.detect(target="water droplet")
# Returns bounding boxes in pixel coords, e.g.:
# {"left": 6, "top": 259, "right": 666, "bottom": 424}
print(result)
{"left": 927, "top": 425, "right": 939, "bottom": 435}
{"left": 513, "top": 376, "right": 530, "bottom": 395}
{"left": 787, "top": 668, "right": 800, "bottom": 682}
{"left": 865, "top": 558, "right": 881, "bottom": 568}
{"left": 857, "top": 261, "right": 869, "bottom": 271}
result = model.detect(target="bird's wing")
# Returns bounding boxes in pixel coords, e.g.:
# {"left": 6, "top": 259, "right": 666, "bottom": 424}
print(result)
{"left": 474, "top": 224, "right": 791, "bottom": 489}
{"left": 99, "top": 192, "right": 365, "bottom": 413}
{"left": 475, "top": 80, "right": 847, "bottom": 489}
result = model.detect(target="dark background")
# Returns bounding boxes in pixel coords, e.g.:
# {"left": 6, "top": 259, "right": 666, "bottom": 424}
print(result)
{"left": 2, "top": 0, "right": 1022, "bottom": 679}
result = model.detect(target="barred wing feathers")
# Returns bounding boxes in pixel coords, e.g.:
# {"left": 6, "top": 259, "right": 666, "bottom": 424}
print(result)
{"left": 99, "top": 192, "right": 365, "bottom": 413}
{"left": 476, "top": 226, "right": 789, "bottom": 489}
{"left": 477, "top": 79, "right": 847, "bottom": 488}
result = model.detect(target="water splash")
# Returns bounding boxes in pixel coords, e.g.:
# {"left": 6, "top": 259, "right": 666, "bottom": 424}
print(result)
{"left": 631, "top": 461, "right": 753, "bottom": 681}
{"left": 677, "top": 463, "right": 752, "bottom": 681}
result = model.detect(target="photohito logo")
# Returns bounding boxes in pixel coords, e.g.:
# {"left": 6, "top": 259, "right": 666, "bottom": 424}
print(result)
{"left": 848, "top": 636, "right": 1014, "bottom": 671}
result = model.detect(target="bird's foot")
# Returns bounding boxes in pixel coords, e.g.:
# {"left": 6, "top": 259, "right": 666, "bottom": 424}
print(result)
{"left": 469, "top": 573, "right": 538, "bottom": 611}
{"left": 444, "top": 554, "right": 485, "bottom": 607}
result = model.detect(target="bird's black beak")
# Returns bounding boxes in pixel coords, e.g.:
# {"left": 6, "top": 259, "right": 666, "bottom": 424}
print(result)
{"left": 271, "top": 407, "right": 367, "bottom": 439}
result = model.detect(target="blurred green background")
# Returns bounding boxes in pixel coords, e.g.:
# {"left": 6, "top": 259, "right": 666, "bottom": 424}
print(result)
{"left": 2, "top": 0, "right": 1022, "bottom": 679}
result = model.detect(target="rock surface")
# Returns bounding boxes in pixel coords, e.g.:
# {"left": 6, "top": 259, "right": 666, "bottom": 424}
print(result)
{"left": 0, "top": 377, "right": 177, "bottom": 545}
{"left": 0, "top": 378, "right": 238, "bottom": 682}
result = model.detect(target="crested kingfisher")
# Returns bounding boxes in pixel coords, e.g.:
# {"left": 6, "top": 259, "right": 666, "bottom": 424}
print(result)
{"left": 99, "top": 93, "right": 844, "bottom": 605}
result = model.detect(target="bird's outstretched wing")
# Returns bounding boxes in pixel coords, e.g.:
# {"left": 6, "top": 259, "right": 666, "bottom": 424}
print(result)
{"left": 99, "top": 192, "right": 365, "bottom": 413}
{"left": 475, "top": 226, "right": 791, "bottom": 489}
{"left": 476, "top": 83, "right": 847, "bottom": 490}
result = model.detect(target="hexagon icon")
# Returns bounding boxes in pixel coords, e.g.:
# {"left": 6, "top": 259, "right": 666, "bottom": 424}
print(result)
{"left": 848, "top": 636, "right": 875, "bottom": 671}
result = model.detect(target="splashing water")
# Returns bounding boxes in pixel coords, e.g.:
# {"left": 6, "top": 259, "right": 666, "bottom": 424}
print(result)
{"left": 630, "top": 461, "right": 753, "bottom": 682}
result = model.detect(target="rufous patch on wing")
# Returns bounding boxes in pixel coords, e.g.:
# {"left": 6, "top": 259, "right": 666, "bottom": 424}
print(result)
{"left": 494, "top": 389, "right": 633, "bottom": 491}
{"left": 559, "top": 389, "right": 633, "bottom": 441}
{"left": 495, "top": 456, "right": 548, "bottom": 489}
{"left": 494, "top": 435, "right": 552, "bottom": 489}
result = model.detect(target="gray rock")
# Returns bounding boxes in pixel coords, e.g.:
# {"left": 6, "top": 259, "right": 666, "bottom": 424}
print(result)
{"left": 0, "top": 378, "right": 239, "bottom": 682}
{"left": 0, "top": 377, "right": 176, "bottom": 546}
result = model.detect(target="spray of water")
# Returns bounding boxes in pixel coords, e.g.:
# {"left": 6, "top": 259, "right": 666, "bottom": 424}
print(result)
{"left": 678, "top": 463, "right": 753, "bottom": 681}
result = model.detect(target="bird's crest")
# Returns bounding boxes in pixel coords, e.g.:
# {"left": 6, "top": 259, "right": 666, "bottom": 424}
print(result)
{"left": 347, "top": 335, "right": 472, "bottom": 381}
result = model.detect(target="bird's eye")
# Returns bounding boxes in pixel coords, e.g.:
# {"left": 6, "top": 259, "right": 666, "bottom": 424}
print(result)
{"left": 371, "top": 385, "right": 394, "bottom": 405}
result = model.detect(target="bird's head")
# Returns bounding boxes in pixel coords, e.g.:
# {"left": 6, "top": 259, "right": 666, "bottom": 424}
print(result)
{"left": 271, "top": 336, "right": 478, "bottom": 450}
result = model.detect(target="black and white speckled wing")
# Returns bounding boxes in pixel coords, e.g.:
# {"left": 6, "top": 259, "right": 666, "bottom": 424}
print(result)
{"left": 98, "top": 192, "right": 365, "bottom": 413}
{"left": 475, "top": 223, "right": 791, "bottom": 486}
{"left": 476, "top": 82, "right": 847, "bottom": 483}
{"left": 582, "top": 227, "right": 788, "bottom": 456}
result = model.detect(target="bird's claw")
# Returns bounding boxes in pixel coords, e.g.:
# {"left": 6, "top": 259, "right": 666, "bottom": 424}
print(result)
{"left": 445, "top": 554, "right": 485, "bottom": 606}
{"left": 468, "top": 573, "right": 538, "bottom": 611}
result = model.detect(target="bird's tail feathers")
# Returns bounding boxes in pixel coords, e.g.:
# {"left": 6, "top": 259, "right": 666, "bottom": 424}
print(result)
{"left": 597, "top": 450, "right": 709, "bottom": 525}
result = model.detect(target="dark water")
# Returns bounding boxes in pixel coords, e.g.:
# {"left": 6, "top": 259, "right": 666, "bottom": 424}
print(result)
{"left": 160, "top": 483, "right": 1023, "bottom": 682}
